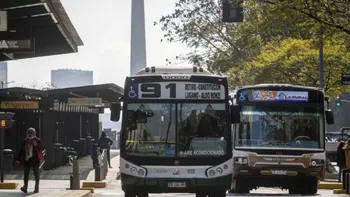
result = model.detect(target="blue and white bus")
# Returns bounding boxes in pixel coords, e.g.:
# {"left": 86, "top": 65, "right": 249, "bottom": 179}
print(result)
{"left": 110, "top": 66, "right": 235, "bottom": 197}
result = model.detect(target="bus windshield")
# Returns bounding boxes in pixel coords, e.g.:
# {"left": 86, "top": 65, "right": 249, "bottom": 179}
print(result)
{"left": 177, "top": 103, "right": 228, "bottom": 157}
{"left": 235, "top": 105, "right": 324, "bottom": 150}
{"left": 125, "top": 103, "right": 176, "bottom": 157}
{"left": 124, "top": 103, "right": 229, "bottom": 157}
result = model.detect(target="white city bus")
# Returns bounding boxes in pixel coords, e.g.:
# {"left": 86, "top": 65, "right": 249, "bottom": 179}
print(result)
{"left": 110, "top": 66, "right": 235, "bottom": 197}
{"left": 229, "top": 84, "right": 335, "bottom": 194}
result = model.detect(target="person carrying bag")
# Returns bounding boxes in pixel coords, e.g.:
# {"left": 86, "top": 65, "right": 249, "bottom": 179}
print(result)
{"left": 16, "top": 127, "right": 45, "bottom": 193}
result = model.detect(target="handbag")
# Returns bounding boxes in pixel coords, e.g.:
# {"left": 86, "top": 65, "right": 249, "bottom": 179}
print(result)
{"left": 35, "top": 146, "right": 45, "bottom": 161}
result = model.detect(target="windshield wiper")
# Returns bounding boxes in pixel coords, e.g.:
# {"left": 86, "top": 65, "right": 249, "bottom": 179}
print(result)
{"left": 165, "top": 104, "right": 173, "bottom": 146}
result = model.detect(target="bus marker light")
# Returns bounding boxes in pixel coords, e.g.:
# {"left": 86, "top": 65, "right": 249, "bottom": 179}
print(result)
{"left": 216, "top": 167, "right": 223, "bottom": 174}
{"left": 130, "top": 167, "right": 137, "bottom": 174}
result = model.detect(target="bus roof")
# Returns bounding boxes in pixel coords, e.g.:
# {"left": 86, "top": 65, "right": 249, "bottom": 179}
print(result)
{"left": 232, "top": 84, "right": 324, "bottom": 93}
{"left": 133, "top": 66, "right": 220, "bottom": 77}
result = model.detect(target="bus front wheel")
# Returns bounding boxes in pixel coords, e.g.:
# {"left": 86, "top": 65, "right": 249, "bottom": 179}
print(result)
{"left": 209, "top": 191, "right": 226, "bottom": 197}
{"left": 124, "top": 192, "right": 148, "bottom": 197}
{"left": 196, "top": 191, "right": 226, "bottom": 197}
{"left": 231, "top": 178, "right": 249, "bottom": 194}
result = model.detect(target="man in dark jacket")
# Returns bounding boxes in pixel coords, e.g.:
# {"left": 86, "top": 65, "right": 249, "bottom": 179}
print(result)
{"left": 99, "top": 132, "right": 113, "bottom": 168}
{"left": 197, "top": 110, "right": 221, "bottom": 137}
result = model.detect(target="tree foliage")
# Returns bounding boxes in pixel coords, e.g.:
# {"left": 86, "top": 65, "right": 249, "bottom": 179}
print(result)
{"left": 157, "top": 0, "right": 350, "bottom": 98}
{"left": 228, "top": 38, "right": 350, "bottom": 98}
{"left": 262, "top": 0, "right": 350, "bottom": 35}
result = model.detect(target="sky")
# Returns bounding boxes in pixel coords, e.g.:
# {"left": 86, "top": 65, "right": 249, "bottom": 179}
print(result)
{"left": 7, "top": 0, "right": 191, "bottom": 88}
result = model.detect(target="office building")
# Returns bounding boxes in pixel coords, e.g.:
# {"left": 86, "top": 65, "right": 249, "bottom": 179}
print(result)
{"left": 0, "top": 62, "right": 8, "bottom": 88}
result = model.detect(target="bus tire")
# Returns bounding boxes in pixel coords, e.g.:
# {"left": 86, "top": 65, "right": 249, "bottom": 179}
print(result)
{"left": 195, "top": 191, "right": 207, "bottom": 197}
{"left": 233, "top": 178, "right": 249, "bottom": 194}
{"left": 305, "top": 178, "right": 318, "bottom": 195}
{"left": 209, "top": 190, "right": 226, "bottom": 197}
{"left": 137, "top": 193, "right": 149, "bottom": 197}
{"left": 124, "top": 192, "right": 136, "bottom": 197}
{"left": 289, "top": 181, "right": 308, "bottom": 195}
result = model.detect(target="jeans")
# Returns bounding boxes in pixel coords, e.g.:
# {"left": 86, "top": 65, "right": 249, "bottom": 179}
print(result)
{"left": 23, "top": 163, "right": 40, "bottom": 189}
{"left": 339, "top": 166, "right": 344, "bottom": 183}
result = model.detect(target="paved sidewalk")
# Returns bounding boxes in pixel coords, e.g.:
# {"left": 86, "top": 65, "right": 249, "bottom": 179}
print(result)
{"left": 5, "top": 151, "right": 120, "bottom": 180}
{"left": 0, "top": 180, "right": 90, "bottom": 197}
{"left": 0, "top": 150, "right": 120, "bottom": 197}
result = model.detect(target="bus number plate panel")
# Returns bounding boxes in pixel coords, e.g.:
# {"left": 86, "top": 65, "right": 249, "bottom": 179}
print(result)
{"left": 271, "top": 170, "right": 287, "bottom": 175}
{"left": 168, "top": 182, "right": 186, "bottom": 188}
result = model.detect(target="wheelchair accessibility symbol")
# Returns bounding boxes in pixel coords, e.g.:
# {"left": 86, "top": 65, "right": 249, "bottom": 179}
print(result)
{"left": 239, "top": 93, "right": 245, "bottom": 101}
{"left": 128, "top": 85, "right": 137, "bottom": 98}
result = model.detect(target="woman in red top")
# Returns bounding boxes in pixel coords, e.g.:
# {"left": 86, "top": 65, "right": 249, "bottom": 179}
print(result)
{"left": 16, "top": 127, "right": 45, "bottom": 193}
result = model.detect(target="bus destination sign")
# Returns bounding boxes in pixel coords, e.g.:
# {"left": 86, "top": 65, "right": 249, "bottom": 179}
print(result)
{"left": 237, "top": 89, "right": 308, "bottom": 103}
{"left": 127, "top": 82, "right": 225, "bottom": 100}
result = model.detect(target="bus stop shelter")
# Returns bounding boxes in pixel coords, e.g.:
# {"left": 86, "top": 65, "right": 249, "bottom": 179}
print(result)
{"left": 0, "top": 83, "right": 123, "bottom": 170}
{"left": 0, "top": 0, "right": 83, "bottom": 61}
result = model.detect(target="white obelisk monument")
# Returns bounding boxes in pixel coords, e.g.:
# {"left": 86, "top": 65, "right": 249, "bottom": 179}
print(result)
{"left": 130, "top": 0, "right": 147, "bottom": 76}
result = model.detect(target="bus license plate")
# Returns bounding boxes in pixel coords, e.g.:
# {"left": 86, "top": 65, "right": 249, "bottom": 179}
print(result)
{"left": 168, "top": 182, "right": 186, "bottom": 188}
{"left": 271, "top": 170, "right": 287, "bottom": 175}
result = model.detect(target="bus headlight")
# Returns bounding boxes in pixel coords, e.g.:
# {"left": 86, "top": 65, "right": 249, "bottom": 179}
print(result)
{"left": 216, "top": 167, "right": 223, "bottom": 174}
{"left": 310, "top": 159, "right": 325, "bottom": 167}
{"left": 206, "top": 159, "right": 233, "bottom": 178}
{"left": 209, "top": 170, "right": 216, "bottom": 176}
{"left": 130, "top": 167, "right": 137, "bottom": 174}
{"left": 137, "top": 169, "right": 145, "bottom": 176}
{"left": 234, "top": 157, "right": 248, "bottom": 165}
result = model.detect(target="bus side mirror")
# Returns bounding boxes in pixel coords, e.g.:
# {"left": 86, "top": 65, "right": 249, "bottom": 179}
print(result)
{"left": 325, "top": 109, "right": 334, "bottom": 125}
{"left": 230, "top": 105, "right": 240, "bottom": 123}
{"left": 110, "top": 102, "right": 121, "bottom": 122}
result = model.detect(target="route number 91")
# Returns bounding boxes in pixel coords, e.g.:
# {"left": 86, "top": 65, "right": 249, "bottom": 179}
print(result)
{"left": 141, "top": 83, "right": 176, "bottom": 98}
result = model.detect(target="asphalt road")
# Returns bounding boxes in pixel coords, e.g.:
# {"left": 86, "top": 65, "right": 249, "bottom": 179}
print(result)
{"left": 92, "top": 180, "right": 340, "bottom": 197}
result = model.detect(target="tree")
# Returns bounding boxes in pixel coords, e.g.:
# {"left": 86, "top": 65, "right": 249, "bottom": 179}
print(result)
{"left": 157, "top": 0, "right": 265, "bottom": 73}
{"left": 158, "top": 0, "right": 350, "bottom": 98}
{"left": 262, "top": 0, "right": 350, "bottom": 35}
{"left": 230, "top": 38, "right": 350, "bottom": 98}
{"left": 157, "top": 0, "right": 339, "bottom": 73}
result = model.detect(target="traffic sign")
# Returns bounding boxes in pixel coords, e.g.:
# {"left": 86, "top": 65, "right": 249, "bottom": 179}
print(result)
{"left": 222, "top": 0, "right": 244, "bottom": 23}
{"left": 342, "top": 73, "right": 350, "bottom": 85}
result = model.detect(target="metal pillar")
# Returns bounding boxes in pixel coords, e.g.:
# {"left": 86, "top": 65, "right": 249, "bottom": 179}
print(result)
{"left": 130, "top": 0, "right": 147, "bottom": 76}
{"left": 0, "top": 128, "right": 4, "bottom": 182}
{"left": 70, "top": 156, "right": 80, "bottom": 189}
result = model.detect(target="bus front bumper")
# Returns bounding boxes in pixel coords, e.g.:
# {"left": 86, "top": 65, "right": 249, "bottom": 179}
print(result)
{"left": 121, "top": 174, "right": 232, "bottom": 193}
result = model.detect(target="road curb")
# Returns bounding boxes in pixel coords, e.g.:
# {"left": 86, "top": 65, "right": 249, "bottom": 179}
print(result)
{"left": 66, "top": 187, "right": 95, "bottom": 193}
{"left": 30, "top": 190, "right": 92, "bottom": 197}
{"left": 0, "top": 182, "right": 18, "bottom": 189}
{"left": 333, "top": 189, "right": 345, "bottom": 194}
{"left": 318, "top": 182, "right": 342, "bottom": 189}
{"left": 82, "top": 181, "right": 107, "bottom": 188}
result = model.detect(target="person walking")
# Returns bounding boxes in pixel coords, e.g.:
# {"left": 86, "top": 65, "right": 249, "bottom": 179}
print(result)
{"left": 99, "top": 132, "right": 113, "bottom": 168}
{"left": 16, "top": 128, "right": 45, "bottom": 193}
{"left": 337, "top": 141, "right": 346, "bottom": 182}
